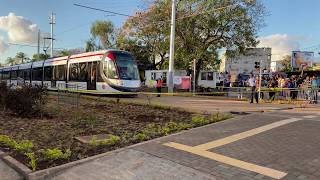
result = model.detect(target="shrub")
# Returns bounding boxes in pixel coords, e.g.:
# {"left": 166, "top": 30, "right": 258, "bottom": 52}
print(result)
{"left": 89, "top": 135, "right": 121, "bottom": 147}
{"left": 99, "top": 135, "right": 120, "bottom": 146}
{"left": 42, "top": 148, "right": 71, "bottom": 160}
{"left": 14, "top": 140, "right": 33, "bottom": 153}
{"left": 192, "top": 113, "right": 232, "bottom": 126}
{"left": 141, "top": 124, "right": 161, "bottom": 137}
{"left": 25, "top": 152, "right": 37, "bottom": 171}
{"left": 0, "top": 135, "right": 17, "bottom": 149}
{"left": 89, "top": 136, "right": 98, "bottom": 146}
{"left": 4, "top": 84, "right": 48, "bottom": 117}
{"left": 0, "top": 82, "right": 9, "bottom": 109}
{"left": 133, "top": 133, "right": 148, "bottom": 141}
{"left": 191, "top": 116, "right": 210, "bottom": 125}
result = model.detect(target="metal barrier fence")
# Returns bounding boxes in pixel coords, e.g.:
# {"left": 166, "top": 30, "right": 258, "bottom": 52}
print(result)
{"left": 54, "top": 84, "right": 319, "bottom": 105}
{"left": 197, "top": 86, "right": 319, "bottom": 104}
{"left": 57, "top": 83, "right": 86, "bottom": 107}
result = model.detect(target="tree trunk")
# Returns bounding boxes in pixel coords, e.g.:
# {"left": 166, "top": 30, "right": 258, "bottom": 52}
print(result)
{"left": 195, "top": 59, "right": 202, "bottom": 87}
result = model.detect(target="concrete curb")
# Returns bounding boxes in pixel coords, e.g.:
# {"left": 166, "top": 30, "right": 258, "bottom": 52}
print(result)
{"left": 0, "top": 149, "right": 6, "bottom": 157}
{"left": 1, "top": 155, "right": 32, "bottom": 178}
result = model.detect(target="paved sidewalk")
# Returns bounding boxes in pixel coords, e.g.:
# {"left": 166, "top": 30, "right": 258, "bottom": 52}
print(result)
{"left": 102, "top": 95, "right": 306, "bottom": 113}
{"left": 50, "top": 112, "right": 320, "bottom": 180}
{"left": 0, "top": 159, "right": 23, "bottom": 180}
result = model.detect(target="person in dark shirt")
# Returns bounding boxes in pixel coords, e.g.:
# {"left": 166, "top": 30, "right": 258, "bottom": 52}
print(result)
{"left": 268, "top": 77, "right": 277, "bottom": 101}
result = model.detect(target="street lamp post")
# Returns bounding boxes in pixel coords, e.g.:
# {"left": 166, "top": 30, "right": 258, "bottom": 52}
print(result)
{"left": 258, "top": 59, "right": 262, "bottom": 100}
{"left": 168, "top": 0, "right": 176, "bottom": 94}
{"left": 193, "top": 59, "right": 196, "bottom": 95}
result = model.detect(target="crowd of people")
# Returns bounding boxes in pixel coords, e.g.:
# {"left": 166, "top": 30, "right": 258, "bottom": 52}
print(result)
{"left": 245, "top": 73, "right": 319, "bottom": 103}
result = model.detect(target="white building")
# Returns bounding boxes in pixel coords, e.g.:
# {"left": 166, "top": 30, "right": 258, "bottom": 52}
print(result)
{"left": 220, "top": 47, "right": 272, "bottom": 82}
{"left": 270, "top": 61, "right": 284, "bottom": 72}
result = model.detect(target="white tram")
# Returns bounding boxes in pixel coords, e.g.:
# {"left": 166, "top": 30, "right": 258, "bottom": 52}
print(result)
{"left": 0, "top": 50, "right": 141, "bottom": 93}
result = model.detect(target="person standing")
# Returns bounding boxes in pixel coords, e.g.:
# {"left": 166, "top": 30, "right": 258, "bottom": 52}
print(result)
{"left": 311, "top": 76, "right": 318, "bottom": 104}
{"left": 248, "top": 74, "right": 258, "bottom": 103}
{"left": 156, "top": 76, "right": 163, "bottom": 97}
{"left": 268, "top": 77, "right": 277, "bottom": 101}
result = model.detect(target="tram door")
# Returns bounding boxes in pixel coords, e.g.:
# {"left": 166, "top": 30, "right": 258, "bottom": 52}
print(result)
{"left": 87, "top": 62, "right": 97, "bottom": 90}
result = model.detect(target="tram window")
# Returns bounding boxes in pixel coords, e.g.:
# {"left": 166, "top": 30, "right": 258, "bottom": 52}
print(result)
{"left": 32, "top": 67, "right": 43, "bottom": 81}
{"left": 103, "top": 61, "right": 118, "bottom": 79}
{"left": 78, "top": 62, "right": 88, "bottom": 81}
{"left": 24, "top": 69, "right": 31, "bottom": 80}
{"left": 201, "top": 72, "right": 207, "bottom": 80}
{"left": 3, "top": 71, "right": 9, "bottom": 80}
{"left": 58, "top": 65, "right": 66, "bottom": 80}
{"left": 69, "top": 63, "right": 79, "bottom": 81}
{"left": 44, "top": 66, "right": 53, "bottom": 81}
{"left": 53, "top": 65, "right": 66, "bottom": 81}
{"left": 151, "top": 72, "right": 156, "bottom": 80}
{"left": 207, "top": 72, "right": 214, "bottom": 81}
{"left": 18, "top": 70, "right": 24, "bottom": 79}
{"left": 11, "top": 70, "right": 18, "bottom": 80}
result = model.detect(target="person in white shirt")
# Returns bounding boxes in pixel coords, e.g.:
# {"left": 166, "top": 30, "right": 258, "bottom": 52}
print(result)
{"left": 248, "top": 74, "right": 258, "bottom": 103}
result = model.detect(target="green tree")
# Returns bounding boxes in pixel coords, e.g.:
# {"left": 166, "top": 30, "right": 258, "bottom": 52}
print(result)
{"left": 57, "top": 50, "right": 71, "bottom": 57}
{"left": 280, "top": 55, "right": 291, "bottom": 72}
{"left": 85, "top": 38, "right": 102, "bottom": 52}
{"left": 32, "top": 53, "right": 50, "bottom": 61}
{"left": 15, "top": 52, "right": 28, "bottom": 64}
{"left": 90, "top": 20, "right": 116, "bottom": 49}
{"left": 119, "top": 0, "right": 266, "bottom": 85}
{"left": 174, "top": 0, "right": 266, "bottom": 83}
{"left": 6, "top": 57, "right": 17, "bottom": 66}
{"left": 119, "top": 1, "right": 170, "bottom": 69}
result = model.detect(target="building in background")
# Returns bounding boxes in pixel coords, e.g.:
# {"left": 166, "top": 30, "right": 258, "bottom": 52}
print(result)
{"left": 220, "top": 47, "right": 272, "bottom": 82}
{"left": 270, "top": 61, "right": 284, "bottom": 72}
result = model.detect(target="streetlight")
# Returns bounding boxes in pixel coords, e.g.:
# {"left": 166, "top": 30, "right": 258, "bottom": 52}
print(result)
{"left": 168, "top": 0, "right": 176, "bottom": 94}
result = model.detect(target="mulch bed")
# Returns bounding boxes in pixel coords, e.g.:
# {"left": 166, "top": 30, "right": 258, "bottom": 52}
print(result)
{"left": 0, "top": 96, "right": 193, "bottom": 170}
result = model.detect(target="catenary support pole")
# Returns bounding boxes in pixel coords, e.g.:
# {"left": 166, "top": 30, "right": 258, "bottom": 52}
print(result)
{"left": 168, "top": 0, "right": 176, "bottom": 94}
{"left": 37, "top": 30, "right": 40, "bottom": 59}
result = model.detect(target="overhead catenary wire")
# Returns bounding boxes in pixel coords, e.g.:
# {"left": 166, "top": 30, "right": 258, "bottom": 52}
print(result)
{"left": 74, "top": 3, "right": 133, "bottom": 17}
{"left": 7, "top": 42, "right": 65, "bottom": 50}
{"left": 73, "top": 3, "right": 235, "bottom": 22}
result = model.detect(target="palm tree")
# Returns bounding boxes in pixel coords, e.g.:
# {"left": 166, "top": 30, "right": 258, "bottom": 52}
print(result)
{"left": 15, "top": 52, "right": 27, "bottom": 64}
{"left": 85, "top": 38, "right": 101, "bottom": 52}
{"left": 6, "top": 57, "right": 16, "bottom": 66}
{"left": 90, "top": 20, "right": 115, "bottom": 49}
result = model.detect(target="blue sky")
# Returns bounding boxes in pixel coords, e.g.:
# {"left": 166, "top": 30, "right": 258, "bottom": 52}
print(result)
{"left": 0, "top": 0, "right": 320, "bottom": 63}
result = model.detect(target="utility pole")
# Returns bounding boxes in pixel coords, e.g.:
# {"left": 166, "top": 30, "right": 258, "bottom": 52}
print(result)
{"left": 37, "top": 30, "right": 40, "bottom": 59}
{"left": 168, "top": 0, "right": 176, "bottom": 94}
{"left": 193, "top": 59, "right": 196, "bottom": 95}
{"left": 49, "top": 12, "right": 56, "bottom": 58}
{"left": 258, "top": 59, "right": 262, "bottom": 100}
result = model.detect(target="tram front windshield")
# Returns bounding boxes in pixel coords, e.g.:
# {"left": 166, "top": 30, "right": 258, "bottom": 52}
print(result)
{"left": 104, "top": 52, "right": 139, "bottom": 80}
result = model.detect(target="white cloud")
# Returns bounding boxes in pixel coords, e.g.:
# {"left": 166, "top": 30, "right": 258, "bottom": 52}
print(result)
{"left": 258, "top": 34, "right": 302, "bottom": 61}
{"left": 0, "top": 36, "right": 9, "bottom": 53}
{"left": 0, "top": 13, "right": 39, "bottom": 44}
{"left": 0, "top": 13, "right": 40, "bottom": 55}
